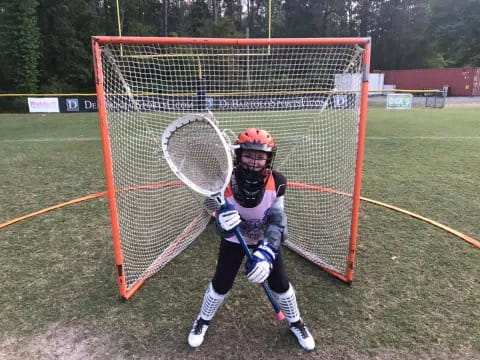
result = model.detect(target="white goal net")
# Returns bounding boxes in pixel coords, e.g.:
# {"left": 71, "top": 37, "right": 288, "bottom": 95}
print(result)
{"left": 92, "top": 37, "right": 370, "bottom": 298}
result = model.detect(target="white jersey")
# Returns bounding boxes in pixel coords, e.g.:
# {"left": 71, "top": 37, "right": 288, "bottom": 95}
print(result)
{"left": 223, "top": 172, "right": 285, "bottom": 245}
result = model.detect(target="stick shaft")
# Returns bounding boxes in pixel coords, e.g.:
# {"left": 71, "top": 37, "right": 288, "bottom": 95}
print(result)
{"left": 233, "top": 227, "right": 285, "bottom": 320}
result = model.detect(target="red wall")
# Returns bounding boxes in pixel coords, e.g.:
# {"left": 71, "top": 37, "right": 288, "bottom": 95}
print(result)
{"left": 381, "top": 67, "right": 480, "bottom": 96}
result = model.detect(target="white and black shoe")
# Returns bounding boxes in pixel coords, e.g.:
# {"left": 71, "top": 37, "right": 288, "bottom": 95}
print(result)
{"left": 188, "top": 317, "right": 210, "bottom": 348}
{"left": 290, "top": 320, "right": 315, "bottom": 351}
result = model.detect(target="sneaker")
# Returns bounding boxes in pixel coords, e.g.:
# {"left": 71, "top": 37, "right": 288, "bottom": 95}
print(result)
{"left": 289, "top": 320, "right": 315, "bottom": 351}
{"left": 188, "top": 317, "right": 210, "bottom": 348}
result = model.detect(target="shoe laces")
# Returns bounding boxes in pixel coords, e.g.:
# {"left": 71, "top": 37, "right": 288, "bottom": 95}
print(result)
{"left": 291, "top": 320, "right": 309, "bottom": 339}
{"left": 193, "top": 318, "right": 209, "bottom": 335}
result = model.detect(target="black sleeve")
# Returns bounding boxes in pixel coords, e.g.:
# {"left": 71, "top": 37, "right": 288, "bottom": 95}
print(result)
{"left": 272, "top": 171, "right": 287, "bottom": 197}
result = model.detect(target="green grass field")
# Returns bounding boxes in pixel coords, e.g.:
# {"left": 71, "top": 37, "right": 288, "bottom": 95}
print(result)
{"left": 0, "top": 107, "right": 479, "bottom": 359}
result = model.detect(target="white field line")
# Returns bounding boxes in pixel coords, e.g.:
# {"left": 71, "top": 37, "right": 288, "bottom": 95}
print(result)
{"left": 1, "top": 136, "right": 480, "bottom": 143}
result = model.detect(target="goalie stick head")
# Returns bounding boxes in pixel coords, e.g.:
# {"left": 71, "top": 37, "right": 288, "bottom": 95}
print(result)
{"left": 161, "top": 113, "right": 233, "bottom": 202}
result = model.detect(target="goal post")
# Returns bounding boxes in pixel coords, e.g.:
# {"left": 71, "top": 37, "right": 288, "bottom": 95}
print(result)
{"left": 92, "top": 36, "right": 371, "bottom": 299}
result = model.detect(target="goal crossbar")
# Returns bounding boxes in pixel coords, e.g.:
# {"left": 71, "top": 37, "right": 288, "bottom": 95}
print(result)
{"left": 93, "top": 36, "right": 371, "bottom": 46}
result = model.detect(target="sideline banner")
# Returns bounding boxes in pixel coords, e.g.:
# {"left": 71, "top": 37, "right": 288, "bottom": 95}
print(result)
{"left": 59, "top": 97, "right": 98, "bottom": 112}
{"left": 50, "top": 93, "right": 357, "bottom": 113}
{"left": 27, "top": 97, "right": 60, "bottom": 113}
{"left": 386, "top": 93, "right": 413, "bottom": 110}
{"left": 102, "top": 93, "right": 356, "bottom": 112}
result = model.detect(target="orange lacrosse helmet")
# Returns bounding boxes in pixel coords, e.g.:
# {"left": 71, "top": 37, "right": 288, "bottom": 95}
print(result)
{"left": 236, "top": 128, "right": 276, "bottom": 152}
{"left": 234, "top": 128, "right": 277, "bottom": 171}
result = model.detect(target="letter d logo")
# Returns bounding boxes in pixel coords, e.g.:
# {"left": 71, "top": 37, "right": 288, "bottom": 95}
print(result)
{"left": 66, "top": 98, "right": 79, "bottom": 111}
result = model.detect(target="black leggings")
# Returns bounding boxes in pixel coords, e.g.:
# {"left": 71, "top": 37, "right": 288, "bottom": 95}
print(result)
{"left": 212, "top": 239, "right": 290, "bottom": 295}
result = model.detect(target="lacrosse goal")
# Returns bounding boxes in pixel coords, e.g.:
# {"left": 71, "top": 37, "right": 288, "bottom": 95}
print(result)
{"left": 92, "top": 37, "right": 371, "bottom": 299}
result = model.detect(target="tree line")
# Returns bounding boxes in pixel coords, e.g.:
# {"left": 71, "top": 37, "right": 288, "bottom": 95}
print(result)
{"left": 0, "top": 0, "right": 479, "bottom": 95}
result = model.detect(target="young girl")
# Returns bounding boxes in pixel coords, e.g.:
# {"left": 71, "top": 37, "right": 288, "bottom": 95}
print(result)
{"left": 187, "top": 128, "right": 315, "bottom": 351}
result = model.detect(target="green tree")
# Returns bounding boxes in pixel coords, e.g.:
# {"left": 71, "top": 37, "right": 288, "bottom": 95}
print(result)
{"left": 370, "top": 0, "right": 431, "bottom": 70}
{"left": 246, "top": 0, "right": 268, "bottom": 38}
{"left": 0, "top": 0, "right": 41, "bottom": 93}
{"left": 430, "top": 0, "right": 480, "bottom": 66}
{"left": 279, "top": 0, "right": 315, "bottom": 37}
{"left": 4, "top": 0, "right": 480, "bottom": 97}
{"left": 184, "top": 0, "right": 212, "bottom": 36}
{"left": 223, "top": 0, "right": 243, "bottom": 31}
{"left": 96, "top": 0, "right": 119, "bottom": 36}
{"left": 271, "top": 0, "right": 287, "bottom": 38}
{"left": 37, "top": 0, "right": 102, "bottom": 92}
{"left": 117, "top": 0, "right": 163, "bottom": 36}
{"left": 0, "top": 3, "right": 10, "bottom": 91}
{"left": 277, "top": 0, "right": 358, "bottom": 37}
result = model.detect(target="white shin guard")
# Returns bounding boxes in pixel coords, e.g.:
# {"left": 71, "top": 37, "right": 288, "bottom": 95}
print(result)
{"left": 199, "top": 283, "right": 228, "bottom": 321}
{"left": 271, "top": 284, "right": 301, "bottom": 323}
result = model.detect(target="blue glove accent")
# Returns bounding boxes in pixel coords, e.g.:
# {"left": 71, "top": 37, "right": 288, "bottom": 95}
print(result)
{"left": 219, "top": 202, "right": 235, "bottom": 213}
{"left": 255, "top": 240, "right": 277, "bottom": 262}
{"left": 245, "top": 240, "right": 277, "bottom": 275}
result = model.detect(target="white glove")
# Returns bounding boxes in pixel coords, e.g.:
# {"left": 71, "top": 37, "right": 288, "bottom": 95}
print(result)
{"left": 246, "top": 259, "right": 272, "bottom": 283}
{"left": 217, "top": 210, "right": 241, "bottom": 232}
{"left": 245, "top": 240, "right": 276, "bottom": 283}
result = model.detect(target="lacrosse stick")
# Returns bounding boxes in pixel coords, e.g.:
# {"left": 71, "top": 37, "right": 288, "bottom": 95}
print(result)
{"left": 162, "top": 112, "right": 285, "bottom": 321}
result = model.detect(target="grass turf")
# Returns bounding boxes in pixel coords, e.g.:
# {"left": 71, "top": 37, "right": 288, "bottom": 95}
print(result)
{"left": 0, "top": 108, "right": 479, "bottom": 359}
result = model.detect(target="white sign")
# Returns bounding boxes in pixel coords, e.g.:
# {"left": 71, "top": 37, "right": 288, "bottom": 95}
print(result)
{"left": 28, "top": 97, "right": 60, "bottom": 113}
{"left": 386, "top": 93, "right": 413, "bottom": 110}
{"left": 369, "top": 73, "right": 385, "bottom": 94}
{"left": 334, "top": 74, "right": 361, "bottom": 91}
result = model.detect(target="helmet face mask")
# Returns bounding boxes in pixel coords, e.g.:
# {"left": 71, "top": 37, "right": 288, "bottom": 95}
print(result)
{"left": 239, "top": 149, "right": 269, "bottom": 172}
{"left": 234, "top": 128, "right": 276, "bottom": 174}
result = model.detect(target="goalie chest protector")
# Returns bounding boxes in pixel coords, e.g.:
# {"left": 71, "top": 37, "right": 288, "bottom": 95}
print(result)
{"left": 223, "top": 172, "right": 286, "bottom": 245}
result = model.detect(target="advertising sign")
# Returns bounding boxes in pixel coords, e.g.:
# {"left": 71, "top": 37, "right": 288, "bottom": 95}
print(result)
{"left": 59, "top": 97, "right": 98, "bottom": 112}
{"left": 106, "top": 93, "right": 356, "bottom": 112}
{"left": 51, "top": 94, "right": 357, "bottom": 113}
{"left": 27, "top": 97, "right": 60, "bottom": 113}
{"left": 386, "top": 93, "right": 413, "bottom": 110}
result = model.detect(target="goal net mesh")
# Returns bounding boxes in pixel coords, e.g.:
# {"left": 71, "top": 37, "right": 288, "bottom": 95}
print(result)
{"left": 97, "top": 40, "right": 366, "bottom": 295}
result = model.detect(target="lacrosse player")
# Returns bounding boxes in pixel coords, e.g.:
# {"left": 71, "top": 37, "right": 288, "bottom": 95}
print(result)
{"left": 188, "top": 128, "right": 315, "bottom": 351}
